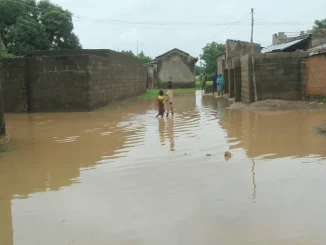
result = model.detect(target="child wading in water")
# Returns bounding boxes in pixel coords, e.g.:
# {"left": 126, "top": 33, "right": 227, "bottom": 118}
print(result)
{"left": 166, "top": 80, "right": 174, "bottom": 117}
{"left": 156, "top": 90, "right": 166, "bottom": 118}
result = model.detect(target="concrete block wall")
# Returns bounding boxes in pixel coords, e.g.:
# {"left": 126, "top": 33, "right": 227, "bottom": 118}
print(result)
{"left": 0, "top": 72, "right": 5, "bottom": 136}
{"left": 228, "top": 69, "right": 235, "bottom": 98}
{"left": 1, "top": 50, "right": 147, "bottom": 112}
{"left": 305, "top": 53, "right": 326, "bottom": 96}
{"left": 88, "top": 52, "right": 147, "bottom": 109}
{"left": 224, "top": 69, "right": 229, "bottom": 93}
{"left": 27, "top": 55, "right": 91, "bottom": 112}
{"left": 232, "top": 57, "right": 241, "bottom": 102}
{"left": 1, "top": 58, "right": 27, "bottom": 112}
{"left": 240, "top": 54, "right": 252, "bottom": 103}
{"left": 240, "top": 52, "right": 309, "bottom": 103}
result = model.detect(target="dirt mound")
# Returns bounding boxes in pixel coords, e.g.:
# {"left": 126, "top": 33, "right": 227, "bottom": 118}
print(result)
{"left": 228, "top": 100, "right": 326, "bottom": 112}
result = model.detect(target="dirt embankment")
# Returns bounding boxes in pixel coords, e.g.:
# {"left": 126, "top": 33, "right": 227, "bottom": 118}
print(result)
{"left": 227, "top": 99, "right": 326, "bottom": 112}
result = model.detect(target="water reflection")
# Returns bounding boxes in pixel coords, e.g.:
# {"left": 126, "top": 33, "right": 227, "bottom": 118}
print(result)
{"left": 220, "top": 110, "right": 326, "bottom": 159}
{"left": 1, "top": 91, "right": 326, "bottom": 245}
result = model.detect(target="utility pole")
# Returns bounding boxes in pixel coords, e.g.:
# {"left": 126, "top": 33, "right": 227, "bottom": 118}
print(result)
{"left": 251, "top": 8, "right": 258, "bottom": 102}
{"left": 0, "top": 35, "right": 6, "bottom": 137}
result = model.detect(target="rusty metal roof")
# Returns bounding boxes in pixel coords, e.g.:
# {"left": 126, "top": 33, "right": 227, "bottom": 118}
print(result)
{"left": 262, "top": 36, "right": 309, "bottom": 53}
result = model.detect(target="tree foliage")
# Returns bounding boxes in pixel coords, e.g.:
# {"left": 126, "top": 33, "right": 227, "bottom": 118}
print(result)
{"left": 121, "top": 50, "right": 152, "bottom": 64}
{"left": 313, "top": 18, "right": 326, "bottom": 30}
{"left": 200, "top": 42, "right": 225, "bottom": 74}
{"left": 195, "top": 66, "right": 204, "bottom": 76}
{"left": 0, "top": 0, "right": 81, "bottom": 56}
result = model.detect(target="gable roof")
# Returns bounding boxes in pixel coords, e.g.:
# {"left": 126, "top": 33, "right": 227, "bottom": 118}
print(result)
{"left": 155, "top": 48, "right": 196, "bottom": 60}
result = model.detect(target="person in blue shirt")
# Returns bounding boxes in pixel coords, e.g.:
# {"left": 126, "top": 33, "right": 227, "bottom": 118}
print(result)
{"left": 217, "top": 73, "right": 225, "bottom": 97}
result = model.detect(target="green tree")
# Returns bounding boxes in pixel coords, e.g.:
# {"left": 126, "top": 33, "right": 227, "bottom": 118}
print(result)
{"left": 313, "top": 18, "right": 326, "bottom": 30}
{"left": 121, "top": 50, "right": 135, "bottom": 56}
{"left": 195, "top": 66, "right": 204, "bottom": 76}
{"left": 5, "top": 16, "right": 49, "bottom": 56}
{"left": 137, "top": 50, "right": 152, "bottom": 64}
{"left": 200, "top": 42, "right": 225, "bottom": 74}
{"left": 121, "top": 50, "right": 152, "bottom": 64}
{"left": 0, "top": 0, "right": 81, "bottom": 56}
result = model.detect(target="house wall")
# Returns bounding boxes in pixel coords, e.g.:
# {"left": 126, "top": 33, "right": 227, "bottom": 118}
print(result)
{"left": 240, "top": 52, "right": 309, "bottom": 103}
{"left": 231, "top": 57, "right": 241, "bottom": 101}
{"left": 305, "top": 53, "right": 326, "bottom": 96}
{"left": 146, "top": 64, "right": 158, "bottom": 89}
{"left": 1, "top": 51, "right": 147, "bottom": 112}
{"left": 226, "top": 40, "right": 261, "bottom": 96}
{"left": 217, "top": 54, "right": 226, "bottom": 75}
{"left": 157, "top": 51, "right": 195, "bottom": 88}
{"left": 309, "top": 29, "right": 326, "bottom": 49}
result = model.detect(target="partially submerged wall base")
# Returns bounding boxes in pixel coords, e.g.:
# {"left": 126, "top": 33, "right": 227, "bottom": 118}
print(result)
{"left": 1, "top": 51, "right": 147, "bottom": 112}
{"left": 240, "top": 52, "right": 309, "bottom": 104}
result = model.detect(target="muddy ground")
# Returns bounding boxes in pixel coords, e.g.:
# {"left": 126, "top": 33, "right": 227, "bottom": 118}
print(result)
{"left": 227, "top": 99, "right": 326, "bottom": 112}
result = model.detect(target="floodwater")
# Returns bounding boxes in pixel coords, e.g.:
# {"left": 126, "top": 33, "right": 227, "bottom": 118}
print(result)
{"left": 1, "top": 91, "right": 326, "bottom": 245}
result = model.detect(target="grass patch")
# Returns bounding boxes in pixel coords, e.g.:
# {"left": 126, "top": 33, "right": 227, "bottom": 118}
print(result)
{"left": 139, "top": 88, "right": 196, "bottom": 99}
{"left": 138, "top": 80, "right": 214, "bottom": 99}
{"left": 307, "top": 96, "right": 326, "bottom": 103}
{"left": 195, "top": 80, "right": 213, "bottom": 89}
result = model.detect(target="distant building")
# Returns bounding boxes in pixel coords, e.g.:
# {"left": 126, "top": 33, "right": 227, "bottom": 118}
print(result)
{"left": 263, "top": 29, "right": 326, "bottom": 53}
{"left": 145, "top": 48, "right": 198, "bottom": 89}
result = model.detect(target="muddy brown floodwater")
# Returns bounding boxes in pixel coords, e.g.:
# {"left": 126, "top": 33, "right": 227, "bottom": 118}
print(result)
{"left": 1, "top": 91, "right": 326, "bottom": 245}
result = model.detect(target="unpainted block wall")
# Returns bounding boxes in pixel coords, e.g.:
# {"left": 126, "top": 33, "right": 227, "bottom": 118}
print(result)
{"left": 241, "top": 52, "right": 309, "bottom": 103}
{"left": 1, "top": 58, "right": 27, "bottom": 112}
{"left": 27, "top": 55, "right": 91, "bottom": 112}
{"left": 241, "top": 55, "right": 252, "bottom": 104}
{"left": 305, "top": 54, "right": 326, "bottom": 96}
{"left": 156, "top": 51, "right": 196, "bottom": 88}
{"left": 1, "top": 51, "right": 147, "bottom": 112}
{"left": 88, "top": 53, "right": 146, "bottom": 109}
{"left": 0, "top": 72, "right": 5, "bottom": 136}
{"left": 231, "top": 57, "right": 241, "bottom": 102}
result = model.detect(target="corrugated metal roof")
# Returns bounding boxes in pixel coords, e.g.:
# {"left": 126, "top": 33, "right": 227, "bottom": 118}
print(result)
{"left": 262, "top": 36, "right": 309, "bottom": 53}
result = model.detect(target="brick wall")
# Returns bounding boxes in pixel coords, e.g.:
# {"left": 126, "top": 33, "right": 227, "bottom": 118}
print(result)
{"left": 88, "top": 52, "right": 147, "bottom": 109}
{"left": 305, "top": 53, "right": 326, "bottom": 96}
{"left": 1, "top": 58, "right": 27, "bottom": 112}
{"left": 217, "top": 54, "right": 226, "bottom": 75}
{"left": 26, "top": 55, "right": 91, "bottom": 112}
{"left": 156, "top": 51, "right": 196, "bottom": 88}
{"left": 241, "top": 52, "right": 309, "bottom": 103}
{"left": 232, "top": 58, "right": 241, "bottom": 102}
{"left": 0, "top": 68, "right": 5, "bottom": 136}
{"left": 241, "top": 54, "right": 252, "bottom": 104}
{"left": 1, "top": 50, "right": 147, "bottom": 112}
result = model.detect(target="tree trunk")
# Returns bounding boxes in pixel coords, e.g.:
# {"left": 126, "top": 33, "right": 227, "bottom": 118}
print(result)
{"left": 0, "top": 37, "right": 6, "bottom": 137}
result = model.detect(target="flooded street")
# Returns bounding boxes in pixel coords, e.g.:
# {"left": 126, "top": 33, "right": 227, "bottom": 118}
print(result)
{"left": 1, "top": 91, "right": 326, "bottom": 245}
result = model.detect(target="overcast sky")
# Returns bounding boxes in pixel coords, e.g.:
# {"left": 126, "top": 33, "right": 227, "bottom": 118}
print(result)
{"left": 53, "top": 0, "right": 326, "bottom": 59}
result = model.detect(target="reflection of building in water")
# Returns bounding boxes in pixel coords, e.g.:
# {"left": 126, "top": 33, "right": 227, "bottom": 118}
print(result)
{"left": 201, "top": 95, "right": 228, "bottom": 119}
{"left": 219, "top": 110, "right": 326, "bottom": 159}
{"left": 0, "top": 103, "right": 148, "bottom": 245}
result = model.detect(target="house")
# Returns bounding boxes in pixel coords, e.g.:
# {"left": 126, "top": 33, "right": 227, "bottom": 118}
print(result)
{"left": 262, "top": 29, "right": 326, "bottom": 53}
{"left": 145, "top": 48, "right": 198, "bottom": 89}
